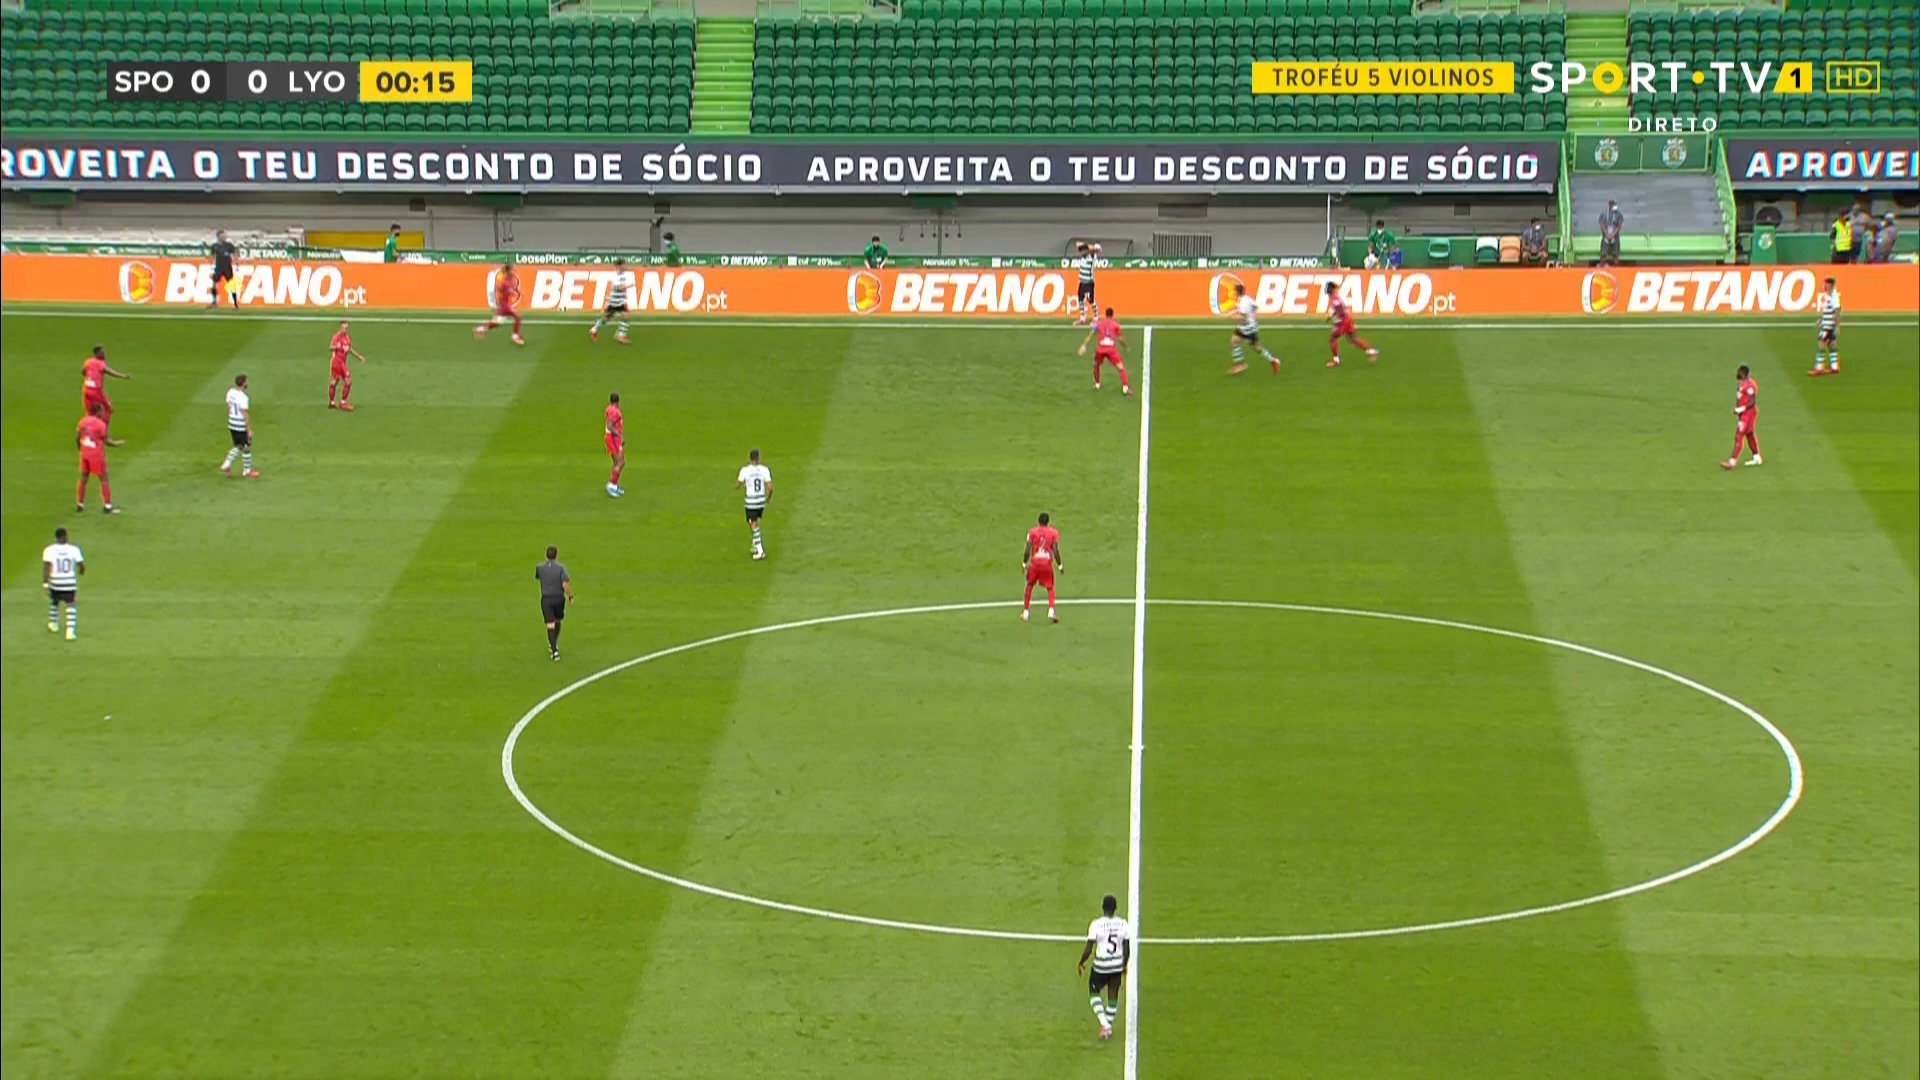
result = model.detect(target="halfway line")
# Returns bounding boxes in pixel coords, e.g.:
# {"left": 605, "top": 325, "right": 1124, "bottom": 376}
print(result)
{"left": 1123, "top": 325, "right": 1153, "bottom": 1080}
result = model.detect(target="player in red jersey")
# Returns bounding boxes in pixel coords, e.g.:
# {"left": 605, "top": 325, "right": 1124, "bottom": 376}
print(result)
{"left": 75, "top": 402, "right": 124, "bottom": 514}
{"left": 1078, "top": 307, "right": 1132, "bottom": 396}
{"left": 604, "top": 392, "right": 627, "bottom": 498}
{"left": 475, "top": 262, "right": 525, "bottom": 345}
{"left": 1324, "top": 282, "right": 1378, "bottom": 368}
{"left": 1721, "top": 364, "right": 1763, "bottom": 470}
{"left": 326, "top": 320, "right": 367, "bottom": 411}
{"left": 81, "top": 345, "right": 131, "bottom": 429}
{"left": 1022, "top": 512, "right": 1063, "bottom": 623}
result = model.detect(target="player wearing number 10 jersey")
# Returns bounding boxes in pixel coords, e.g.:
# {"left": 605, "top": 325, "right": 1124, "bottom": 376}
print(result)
{"left": 1022, "top": 512, "right": 1062, "bottom": 623}
{"left": 1078, "top": 893, "right": 1131, "bottom": 1041}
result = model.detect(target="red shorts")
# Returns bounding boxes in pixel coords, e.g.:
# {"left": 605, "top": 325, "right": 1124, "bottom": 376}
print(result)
{"left": 1737, "top": 419, "right": 1756, "bottom": 435}
{"left": 1332, "top": 320, "right": 1356, "bottom": 337}
{"left": 495, "top": 302, "right": 518, "bottom": 318}
{"left": 79, "top": 454, "right": 106, "bottom": 477}
{"left": 606, "top": 434, "right": 623, "bottom": 457}
{"left": 1095, "top": 346, "right": 1122, "bottom": 365}
{"left": 1027, "top": 562, "right": 1054, "bottom": 586}
{"left": 331, "top": 359, "right": 350, "bottom": 379}
{"left": 84, "top": 389, "right": 110, "bottom": 414}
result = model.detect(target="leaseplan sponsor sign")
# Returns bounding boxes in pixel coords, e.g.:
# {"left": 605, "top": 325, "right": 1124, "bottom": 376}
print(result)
{"left": 0, "top": 136, "right": 1558, "bottom": 193}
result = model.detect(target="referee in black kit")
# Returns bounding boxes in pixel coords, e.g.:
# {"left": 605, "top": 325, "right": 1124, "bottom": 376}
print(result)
{"left": 536, "top": 545, "right": 574, "bottom": 661}
{"left": 209, "top": 229, "right": 240, "bottom": 309}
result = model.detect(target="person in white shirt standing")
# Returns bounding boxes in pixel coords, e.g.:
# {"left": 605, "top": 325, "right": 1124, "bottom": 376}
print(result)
{"left": 220, "top": 373, "right": 260, "bottom": 478}
{"left": 43, "top": 526, "right": 85, "bottom": 641}
{"left": 1078, "top": 893, "right": 1132, "bottom": 1041}
{"left": 591, "top": 258, "right": 636, "bottom": 345}
{"left": 734, "top": 448, "right": 772, "bottom": 561}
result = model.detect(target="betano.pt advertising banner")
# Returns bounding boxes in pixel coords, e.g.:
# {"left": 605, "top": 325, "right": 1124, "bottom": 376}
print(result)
{"left": 0, "top": 136, "right": 1559, "bottom": 193}
{"left": 2, "top": 252, "right": 1915, "bottom": 318}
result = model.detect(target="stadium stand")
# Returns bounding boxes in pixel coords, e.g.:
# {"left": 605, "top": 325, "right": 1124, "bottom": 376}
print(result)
{"left": 0, "top": 1, "right": 697, "bottom": 134}
{"left": 1628, "top": 2, "right": 1917, "bottom": 130}
{"left": 750, "top": 3, "right": 1570, "bottom": 135}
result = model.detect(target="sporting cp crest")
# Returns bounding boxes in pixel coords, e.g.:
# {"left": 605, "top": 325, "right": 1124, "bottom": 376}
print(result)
{"left": 1593, "top": 138, "right": 1621, "bottom": 169}
{"left": 1661, "top": 138, "right": 1690, "bottom": 169}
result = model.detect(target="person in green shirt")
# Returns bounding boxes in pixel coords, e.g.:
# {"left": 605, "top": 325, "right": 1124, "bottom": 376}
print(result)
{"left": 662, "top": 231, "right": 682, "bottom": 267}
{"left": 1367, "top": 219, "right": 1396, "bottom": 266}
{"left": 382, "top": 223, "right": 401, "bottom": 263}
{"left": 864, "top": 235, "right": 889, "bottom": 268}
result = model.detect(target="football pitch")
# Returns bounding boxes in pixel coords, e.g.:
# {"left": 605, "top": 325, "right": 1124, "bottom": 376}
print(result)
{"left": 3, "top": 307, "right": 1916, "bottom": 1079}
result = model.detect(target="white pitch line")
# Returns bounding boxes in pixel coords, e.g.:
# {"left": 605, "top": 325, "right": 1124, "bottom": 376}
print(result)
{"left": 4, "top": 305, "right": 1916, "bottom": 331}
{"left": 502, "top": 597, "right": 1805, "bottom": 949}
{"left": 1123, "top": 327, "right": 1153, "bottom": 1080}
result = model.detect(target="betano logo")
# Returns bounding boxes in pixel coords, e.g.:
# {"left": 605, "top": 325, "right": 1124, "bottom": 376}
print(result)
{"left": 1580, "top": 269, "right": 1826, "bottom": 314}
{"left": 870, "top": 271, "right": 1073, "bottom": 315}
{"left": 847, "top": 270, "right": 884, "bottom": 315}
{"left": 1215, "top": 272, "right": 1456, "bottom": 317}
{"left": 118, "top": 260, "right": 157, "bottom": 304}
{"left": 506, "top": 268, "right": 723, "bottom": 313}
{"left": 1581, "top": 271, "right": 1620, "bottom": 315}
{"left": 1208, "top": 273, "right": 1247, "bottom": 316}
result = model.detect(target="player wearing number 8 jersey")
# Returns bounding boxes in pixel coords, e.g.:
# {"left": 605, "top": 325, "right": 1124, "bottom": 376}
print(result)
{"left": 1022, "top": 512, "right": 1062, "bottom": 623}
{"left": 1078, "top": 893, "right": 1131, "bottom": 1041}
{"left": 735, "top": 448, "right": 772, "bottom": 560}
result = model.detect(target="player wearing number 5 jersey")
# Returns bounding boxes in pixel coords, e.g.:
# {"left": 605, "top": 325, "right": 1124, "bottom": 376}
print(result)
{"left": 1022, "top": 512, "right": 1062, "bottom": 623}
{"left": 735, "top": 448, "right": 772, "bottom": 560}
{"left": 1078, "top": 893, "right": 1131, "bottom": 1041}
{"left": 44, "top": 527, "right": 86, "bottom": 641}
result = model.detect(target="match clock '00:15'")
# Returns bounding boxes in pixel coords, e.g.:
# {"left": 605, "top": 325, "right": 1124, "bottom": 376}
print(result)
{"left": 358, "top": 61, "right": 474, "bottom": 103}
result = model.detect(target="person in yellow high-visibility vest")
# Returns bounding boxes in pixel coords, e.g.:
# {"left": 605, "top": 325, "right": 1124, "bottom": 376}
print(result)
{"left": 1830, "top": 213, "right": 1854, "bottom": 264}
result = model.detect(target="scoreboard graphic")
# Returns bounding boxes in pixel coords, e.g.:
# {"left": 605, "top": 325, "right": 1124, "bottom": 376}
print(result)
{"left": 108, "top": 61, "right": 473, "bottom": 103}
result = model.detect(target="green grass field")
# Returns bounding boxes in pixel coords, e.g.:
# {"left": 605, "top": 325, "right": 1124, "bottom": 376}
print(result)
{"left": 3, "top": 307, "right": 1916, "bottom": 1079}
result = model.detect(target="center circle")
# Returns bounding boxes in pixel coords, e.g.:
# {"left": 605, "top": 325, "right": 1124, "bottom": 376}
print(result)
{"left": 501, "top": 599, "right": 1803, "bottom": 945}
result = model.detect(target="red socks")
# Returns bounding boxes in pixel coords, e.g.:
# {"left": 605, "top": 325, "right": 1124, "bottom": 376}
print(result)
{"left": 76, "top": 478, "right": 86, "bottom": 505}
{"left": 1023, "top": 582, "right": 1035, "bottom": 609}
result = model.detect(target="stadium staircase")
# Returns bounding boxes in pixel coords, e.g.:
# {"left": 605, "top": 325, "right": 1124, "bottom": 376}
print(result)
{"left": 1564, "top": 11, "right": 1627, "bottom": 131}
{"left": 1569, "top": 172, "right": 1728, "bottom": 264}
{"left": 691, "top": 17, "right": 755, "bottom": 134}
